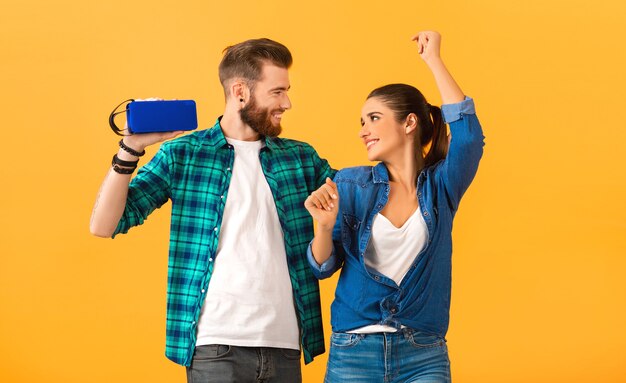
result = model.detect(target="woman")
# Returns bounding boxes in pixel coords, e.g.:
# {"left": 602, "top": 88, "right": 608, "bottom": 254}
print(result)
{"left": 304, "top": 31, "right": 484, "bottom": 382}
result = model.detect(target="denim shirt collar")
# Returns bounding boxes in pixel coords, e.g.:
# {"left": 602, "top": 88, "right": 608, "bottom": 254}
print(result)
{"left": 373, "top": 160, "right": 442, "bottom": 190}
{"left": 371, "top": 162, "right": 390, "bottom": 184}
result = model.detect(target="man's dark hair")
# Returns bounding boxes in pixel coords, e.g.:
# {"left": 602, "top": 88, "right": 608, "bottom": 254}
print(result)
{"left": 219, "top": 38, "right": 292, "bottom": 96}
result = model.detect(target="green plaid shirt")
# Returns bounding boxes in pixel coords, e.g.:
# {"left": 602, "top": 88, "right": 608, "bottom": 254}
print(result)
{"left": 113, "top": 118, "right": 335, "bottom": 366}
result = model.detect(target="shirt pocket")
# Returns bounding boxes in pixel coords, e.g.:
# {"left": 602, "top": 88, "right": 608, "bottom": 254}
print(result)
{"left": 341, "top": 213, "right": 361, "bottom": 255}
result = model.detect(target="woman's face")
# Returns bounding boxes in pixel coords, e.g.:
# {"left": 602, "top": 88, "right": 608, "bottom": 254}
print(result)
{"left": 359, "top": 97, "right": 408, "bottom": 162}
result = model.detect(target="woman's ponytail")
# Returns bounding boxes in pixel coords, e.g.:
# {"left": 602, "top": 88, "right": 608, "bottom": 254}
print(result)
{"left": 423, "top": 104, "right": 448, "bottom": 167}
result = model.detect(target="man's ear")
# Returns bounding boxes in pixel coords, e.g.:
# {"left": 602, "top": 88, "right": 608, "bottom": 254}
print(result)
{"left": 405, "top": 113, "right": 418, "bottom": 135}
{"left": 231, "top": 80, "right": 251, "bottom": 105}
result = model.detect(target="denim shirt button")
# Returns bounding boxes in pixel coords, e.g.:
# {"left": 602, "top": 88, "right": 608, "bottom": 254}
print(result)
{"left": 423, "top": 211, "right": 429, "bottom": 217}
{"left": 374, "top": 276, "right": 380, "bottom": 281}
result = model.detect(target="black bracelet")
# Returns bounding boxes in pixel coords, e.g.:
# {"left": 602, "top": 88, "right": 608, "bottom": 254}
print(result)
{"left": 118, "top": 139, "right": 145, "bottom": 157}
{"left": 112, "top": 164, "right": 136, "bottom": 174}
{"left": 112, "top": 154, "right": 139, "bottom": 168}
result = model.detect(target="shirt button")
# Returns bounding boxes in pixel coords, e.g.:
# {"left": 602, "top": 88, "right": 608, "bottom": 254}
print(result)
{"left": 423, "top": 211, "right": 429, "bottom": 217}
{"left": 374, "top": 276, "right": 380, "bottom": 281}
{"left": 209, "top": 258, "right": 213, "bottom": 262}
{"left": 220, "top": 195, "right": 224, "bottom": 199}
{"left": 418, "top": 192, "right": 422, "bottom": 197}
{"left": 191, "top": 321, "right": 196, "bottom": 325}
{"left": 390, "top": 308, "right": 397, "bottom": 314}
{"left": 201, "top": 289, "right": 205, "bottom": 293}
{"left": 226, "top": 167, "right": 231, "bottom": 171}
{"left": 214, "top": 227, "right": 218, "bottom": 232}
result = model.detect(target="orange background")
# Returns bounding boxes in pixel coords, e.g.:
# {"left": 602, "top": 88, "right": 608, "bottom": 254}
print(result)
{"left": 1, "top": 0, "right": 625, "bottom": 382}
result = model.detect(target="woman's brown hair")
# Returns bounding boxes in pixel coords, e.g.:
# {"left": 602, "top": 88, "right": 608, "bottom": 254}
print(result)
{"left": 367, "top": 83, "right": 448, "bottom": 169}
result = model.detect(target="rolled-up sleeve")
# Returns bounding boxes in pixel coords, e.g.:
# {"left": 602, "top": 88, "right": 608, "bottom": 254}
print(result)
{"left": 441, "top": 96, "right": 476, "bottom": 124}
{"left": 307, "top": 242, "right": 340, "bottom": 279}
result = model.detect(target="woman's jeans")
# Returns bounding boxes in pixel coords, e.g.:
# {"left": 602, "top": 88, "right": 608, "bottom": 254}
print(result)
{"left": 325, "top": 329, "right": 451, "bottom": 383}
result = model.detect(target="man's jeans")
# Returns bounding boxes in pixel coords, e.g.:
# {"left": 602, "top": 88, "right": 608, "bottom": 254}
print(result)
{"left": 325, "top": 330, "right": 451, "bottom": 383}
{"left": 186, "top": 344, "right": 302, "bottom": 383}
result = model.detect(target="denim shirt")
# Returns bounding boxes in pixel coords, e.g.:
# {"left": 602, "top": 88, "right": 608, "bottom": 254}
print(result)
{"left": 307, "top": 97, "right": 484, "bottom": 337}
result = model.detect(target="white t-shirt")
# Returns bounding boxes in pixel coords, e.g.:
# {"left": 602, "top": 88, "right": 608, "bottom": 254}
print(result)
{"left": 195, "top": 137, "right": 300, "bottom": 350}
{"left": 350, "top": 206, "right": 428, "bottom": 334}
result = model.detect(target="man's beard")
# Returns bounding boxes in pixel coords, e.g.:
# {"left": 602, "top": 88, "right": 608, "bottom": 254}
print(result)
{"left": 239, "top": 96, "right": 283, "bottom": 138}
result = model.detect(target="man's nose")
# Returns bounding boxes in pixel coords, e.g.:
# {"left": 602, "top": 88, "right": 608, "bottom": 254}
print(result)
{"left": 281, "top": 94, "right": 292, "bottom": 110}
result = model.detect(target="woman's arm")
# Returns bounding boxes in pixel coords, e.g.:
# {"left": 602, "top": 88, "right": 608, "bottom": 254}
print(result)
{"left": 305, "top": 177, "right": 339, "bottom": 265}
{"left": 413, "top": 31, "right": 485, "bottom": 210}
{"left": 412, "top": 31, "right": 464, "bottom": 104}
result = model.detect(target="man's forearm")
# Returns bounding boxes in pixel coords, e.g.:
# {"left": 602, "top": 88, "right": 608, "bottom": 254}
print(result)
{"left": 89, "top": 148, "right": 139, "bottom": 237}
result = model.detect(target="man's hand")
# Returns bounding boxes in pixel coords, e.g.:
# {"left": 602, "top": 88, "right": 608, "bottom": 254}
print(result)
{"left": 304, "top": 177, "right": 339, "bottom": 231}
{"left": 120, "top": 98, "right": 184, "bottom": 156}
{"left": 122, "top": 130, "right": 184, "bottom": 154}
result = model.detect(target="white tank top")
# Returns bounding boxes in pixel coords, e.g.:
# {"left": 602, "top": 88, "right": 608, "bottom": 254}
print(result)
{"left": 350, "top": 206, "right": 428, "bottom": 334}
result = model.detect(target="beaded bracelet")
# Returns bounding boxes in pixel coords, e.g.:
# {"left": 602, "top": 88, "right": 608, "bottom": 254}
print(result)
{"left": 112, "top": 154, "right": 139, "bottom": 168}
{"left": 118, "top": 139, "right": 145, "bottom": 157}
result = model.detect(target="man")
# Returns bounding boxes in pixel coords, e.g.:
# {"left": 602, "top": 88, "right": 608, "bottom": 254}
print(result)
{"left": 90, "top": 38, "right": 335, "bottom": 382}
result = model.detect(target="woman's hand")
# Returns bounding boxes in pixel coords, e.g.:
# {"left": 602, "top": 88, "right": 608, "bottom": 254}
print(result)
{"left": 411, "top": 31, "right": 464, "bottom": 104}
{"left": 304, "top": 177, "right": 339, "bottom": 232}
{"left": 411, "top": 31, "right": 442, "bottom": 67}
